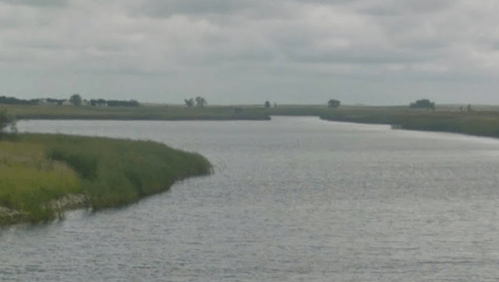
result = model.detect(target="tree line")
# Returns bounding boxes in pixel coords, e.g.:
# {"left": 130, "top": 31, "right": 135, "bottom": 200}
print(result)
{"left": 0, "top": 95, "right": 72, "bottom": 105}
{"left": 0, "top": 96, "right": 48, "bottom": 105}
{"left": 0, "top": 95, "right": 140, "bottom": 107}
{"left": 89, "top": 99, "right": 139, "bottom": 107}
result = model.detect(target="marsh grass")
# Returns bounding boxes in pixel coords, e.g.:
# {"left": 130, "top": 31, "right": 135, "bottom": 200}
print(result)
{"left": 1, "top": 104, "right": 270, "bottom": 120}
{"left": 320, "top": 108, "right": 499, "bottom": 138}
{"left": 0, "top": 134, "right": 212, "bottom": 225}
{"left": 244, "top": 104, "right": 499, "bottom": 138}
{"left": 0, "top": 141, "right": 81, "bottom": 223}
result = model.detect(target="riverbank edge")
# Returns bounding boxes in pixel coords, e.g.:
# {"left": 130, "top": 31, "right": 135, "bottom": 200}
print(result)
{"left": 319, "top": 112, "right": 499, "bottom": 139}
{"left": 0, "top": 194, "right": 88, "bottom": 226}
{"left": 14, "top": 105, "right": 499, "bottom": 140}
{"left": 0, "top": 171, "right": 211, "bottom": 228}
{"left": 0, "top": 176, "right": 206, "bottom": 227}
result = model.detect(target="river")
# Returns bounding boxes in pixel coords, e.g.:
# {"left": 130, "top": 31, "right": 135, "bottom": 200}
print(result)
{"left": 2, "top": 116, "right": 499, "bottom": 281}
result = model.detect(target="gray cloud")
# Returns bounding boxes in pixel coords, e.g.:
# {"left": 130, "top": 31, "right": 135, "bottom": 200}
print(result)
{"left": 286, "top": 47, "right": 429, "bottom": 65}
{"left": 356, "top": 0, "right": 454, "bottom": 15}
{"left": 0, "top": 0, "right": 497, "bottom": 105}
{"left": 0, "top": 0, "right": 67, "bottom": 7}
{"left": 140, "top": 0, "right": 253, "bottom": 16}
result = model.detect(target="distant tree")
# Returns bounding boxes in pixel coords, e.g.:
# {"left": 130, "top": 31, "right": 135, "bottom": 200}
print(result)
{"left": 328, "top": 99, "right": 341, "bottom": 108}
{"left": 0, "top": 110, "right": 16, "bottom": 139}
{"left": 467, "top": 104, "right": 472, "bottom": 111}
{"left": 264, "top": 101, "right": 271, "bottom": 108}
{"left": 410, "top": 99, "right": 435, "bottom": 110}
{"left": 129, "top": 100, "right": 140, "bottom": 107}
{"left": 234, "top": 107, "right": 243, "bottom": 114}
{"left": 70, "top": 94, "right": 82, "bottom": 106}
{"left": 184, "top": 98, "right": 194, "bottom": 107}
{"left": 195, "top": 96, "right": 207, "bottom": 107}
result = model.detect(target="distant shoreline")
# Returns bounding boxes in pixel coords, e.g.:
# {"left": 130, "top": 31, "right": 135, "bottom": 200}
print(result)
{"left": 319, "top": 108, "right": 499, "bottom": 139}
{"left": 4, "top": 102, "right": 499, "bottom": 139}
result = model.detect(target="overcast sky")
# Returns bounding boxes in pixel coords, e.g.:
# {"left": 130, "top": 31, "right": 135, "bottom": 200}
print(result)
{"left": 1, "top": 0, "right": 499, "bottom": 105}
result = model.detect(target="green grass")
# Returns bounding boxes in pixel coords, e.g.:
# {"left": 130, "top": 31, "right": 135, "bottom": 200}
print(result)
{"left": 0, "top": 133, "right": 212, "bottom": 225}
{"left": 0, "top": 141, "right": 81, "bottom": 223}
{"left": 240, "top": 104, "right": 499, "bottom": 138}
{"left": 319, "top": 107, "right": 499, "bottom": 138}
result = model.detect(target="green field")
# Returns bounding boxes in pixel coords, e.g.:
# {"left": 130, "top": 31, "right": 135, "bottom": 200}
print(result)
{"left": 0, "top": 104, "right": 270, "bottom": 120}
{"left": 319, "top": 106, "right": 499, "bottom": 138}
{"left": 0, "top": 133, "right": 212, "bottom": 226}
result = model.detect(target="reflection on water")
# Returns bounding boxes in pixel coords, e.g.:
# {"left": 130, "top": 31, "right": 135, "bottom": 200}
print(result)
{"left": 2, "top": 117, "right": 499, "bottom": 281}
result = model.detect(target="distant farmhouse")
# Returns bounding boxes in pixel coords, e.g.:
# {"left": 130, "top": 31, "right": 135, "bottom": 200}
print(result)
{"left": 37, "top": 99, "right": 59, "bottom": 106}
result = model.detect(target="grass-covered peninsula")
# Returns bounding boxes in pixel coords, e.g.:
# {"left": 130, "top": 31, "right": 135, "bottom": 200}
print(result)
{"left": 247, "top": 104, "right": 499, "bottom": 139}
{"left": 0, "top": 133, "right": 212, "bottom": 226}
{"left": 319, "top": 106, "right": 499, "bottom": 139}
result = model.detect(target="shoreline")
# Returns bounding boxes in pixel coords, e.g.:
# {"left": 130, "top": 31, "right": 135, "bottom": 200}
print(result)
{"left": 319, "top": 110, "right": 499, "bottom": 139}
{"left": 0, "top": 194, "right": 88, "bottom": 226}
{"left": 5, "top": 104, "right": 499, "bottom": 140}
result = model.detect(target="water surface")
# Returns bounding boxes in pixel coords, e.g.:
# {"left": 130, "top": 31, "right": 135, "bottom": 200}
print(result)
{"left": 2, "top": 117, "right": 499, "bottom": 281}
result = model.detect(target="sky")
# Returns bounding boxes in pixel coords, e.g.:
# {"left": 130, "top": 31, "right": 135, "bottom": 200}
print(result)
{"left": 1, "top": 0, "right": 499, "bottom": 105}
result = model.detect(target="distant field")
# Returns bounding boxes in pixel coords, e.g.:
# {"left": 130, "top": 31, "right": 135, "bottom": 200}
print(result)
{"left": 320, "top": 106, "right": 499, "bottom": 138}
{"left": 254, "top": 104, "right": 499, "bottom": 138}
{"left": 3, "top": 103, "right": 499, "bottom": 120}
{"left": 0, "top": 104, "right": 270, "bottom": 120}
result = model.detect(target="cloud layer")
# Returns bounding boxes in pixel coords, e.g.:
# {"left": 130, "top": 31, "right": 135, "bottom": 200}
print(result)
{"left": 0, "top": 0, "right": 498, "bottom": 104}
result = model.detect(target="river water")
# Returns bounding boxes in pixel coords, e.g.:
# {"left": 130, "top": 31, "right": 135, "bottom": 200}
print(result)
{"left": 2, "top": 116, "right": 499, "bottom": 281}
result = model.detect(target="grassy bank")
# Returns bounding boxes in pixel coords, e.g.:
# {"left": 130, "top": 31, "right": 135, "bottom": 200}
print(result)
{"left": 247, "top": 104, "right": 499, "bottom": 138}
{"left": 0, "top": 133, "right": 212, "bottom": 226}
{"left": 320, "top": 107, "right": 499, "bottom": 138}
{"left": 1, "top": 104, "right": 270, "bottom": 121}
